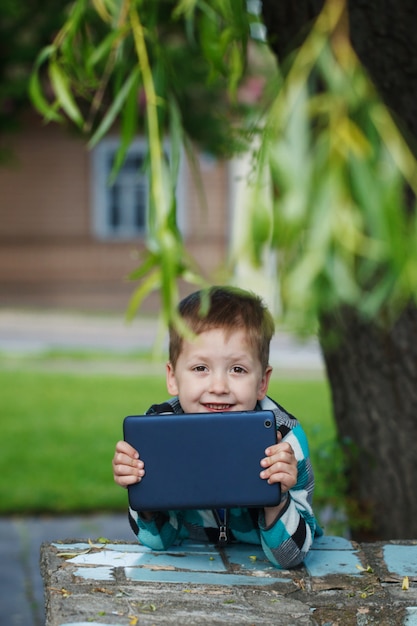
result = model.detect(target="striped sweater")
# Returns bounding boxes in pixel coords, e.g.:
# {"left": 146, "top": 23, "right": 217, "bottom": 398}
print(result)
{"left": 128, "top": 396, "right": 322, "bottom": 568}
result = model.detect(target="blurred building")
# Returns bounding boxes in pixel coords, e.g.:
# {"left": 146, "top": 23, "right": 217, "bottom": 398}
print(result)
{"left": 0, "top": 113, "right": 235, "bottom": 312}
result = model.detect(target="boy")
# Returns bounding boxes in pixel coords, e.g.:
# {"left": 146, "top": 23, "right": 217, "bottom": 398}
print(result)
{"left": 113, "top": 286, "right": 321, "bottom": 568}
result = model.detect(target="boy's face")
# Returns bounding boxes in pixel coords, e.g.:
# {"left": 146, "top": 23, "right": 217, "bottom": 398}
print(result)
{"left": 166, "top": 327, "right": 272, "bottom": 413}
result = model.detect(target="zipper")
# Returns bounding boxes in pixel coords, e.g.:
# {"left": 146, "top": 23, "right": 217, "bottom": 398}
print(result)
{"left": 213, "top": 509, "right": 228, "bottom": 543}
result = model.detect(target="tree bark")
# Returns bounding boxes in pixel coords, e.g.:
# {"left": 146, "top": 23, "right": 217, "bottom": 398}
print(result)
{"left": 262, "top": 0, "right": 417, "bottom": 538}
{"left": 348, "top": 0, "right": 417, "bottom": 149}
{"left": 320, "top": 307, "right": 417, "bottom": 539}
{"left": 261, "top": 0, "right": 324, "bottom": 61}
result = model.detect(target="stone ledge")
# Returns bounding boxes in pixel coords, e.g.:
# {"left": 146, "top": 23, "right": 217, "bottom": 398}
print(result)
{"left": 40, "top": 536, "right": 417, "bottom": 625}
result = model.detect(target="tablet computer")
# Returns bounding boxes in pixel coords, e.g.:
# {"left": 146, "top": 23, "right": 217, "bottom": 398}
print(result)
{"left": 123, "top": 410, "right": 280, "bottom": 511}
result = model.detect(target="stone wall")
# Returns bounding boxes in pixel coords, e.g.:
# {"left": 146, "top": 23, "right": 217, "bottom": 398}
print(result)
{"left": 41, "top": 536, "right": 417, "bottom": 625}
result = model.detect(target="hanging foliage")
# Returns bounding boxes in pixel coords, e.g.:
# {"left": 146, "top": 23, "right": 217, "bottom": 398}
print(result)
{"left": 31, "top": 0, "right": 417, "bottom": 332}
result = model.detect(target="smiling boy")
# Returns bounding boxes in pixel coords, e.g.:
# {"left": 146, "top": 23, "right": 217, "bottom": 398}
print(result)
{"left": 113, "top": 286, "right": 321, "bottom": 568}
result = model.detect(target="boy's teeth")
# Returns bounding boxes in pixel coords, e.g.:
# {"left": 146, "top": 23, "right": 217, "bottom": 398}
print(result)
{"left": 207, "top": 404, "right": 229, "bottom": 409}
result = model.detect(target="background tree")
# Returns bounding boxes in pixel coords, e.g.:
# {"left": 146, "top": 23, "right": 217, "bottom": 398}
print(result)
{"left": 31, "top": 0, "right": 417, "bottom": 539}
{"left": 261, "top": 0, "right": 417, "bottom": 539}
{"left": 0, "top": 1, "right": 72, "bottom": 161}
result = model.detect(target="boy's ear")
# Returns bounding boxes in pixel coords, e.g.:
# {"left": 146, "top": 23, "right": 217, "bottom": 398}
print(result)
{"left": 166, "top": 362, "right": 179, "bottom": 396}
{"left": 257, "top": 365, "right": 273, "bottom": 400}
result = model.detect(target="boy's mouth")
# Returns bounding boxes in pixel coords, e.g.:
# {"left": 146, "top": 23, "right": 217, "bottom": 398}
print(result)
{"left": 203, "top": 403, "right": 233, "bottom": 411}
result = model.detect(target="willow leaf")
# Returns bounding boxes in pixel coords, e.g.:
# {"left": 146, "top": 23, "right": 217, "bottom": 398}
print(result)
{"left": 128, "top": 252, "right": 159, "bottom": 281}
{"left": 168, "top": 98, "right": 183, "bottom": 184}
{"left": 29, "top": 72, "right": 63, "bottom": 123}
{"left": 49, "top": 62, "right": 84, "bottom": 127}
{"left": 91, "top": 0, "right": 112, "bottom": 23}
{"left": 125, "top": 267, "right": 161, "bottom": 321}
{"left": 88, "top": 30, "right": 123, "bottom": 69}
{"left": 109, "top": 70, "right": 141, "bottom": 183}
{"left": 88, "top": 67, "right": 141, "bottom": 149}
{"left": 30, "top": 47, "right": 64, "bottom": 122}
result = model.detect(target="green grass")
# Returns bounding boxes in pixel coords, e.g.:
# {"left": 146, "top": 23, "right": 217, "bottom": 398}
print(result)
{"left": 0, "top": 361, "right": 342, "bottom": 518}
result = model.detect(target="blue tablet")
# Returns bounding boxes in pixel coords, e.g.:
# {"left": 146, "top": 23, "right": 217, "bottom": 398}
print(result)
{"left": 123, "top": 410, "right": 280, "bottom": 511}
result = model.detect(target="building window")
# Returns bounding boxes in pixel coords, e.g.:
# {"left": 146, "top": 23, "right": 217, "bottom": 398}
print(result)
{"left": 91, "top": 137, "right": 186, "bottom": 240}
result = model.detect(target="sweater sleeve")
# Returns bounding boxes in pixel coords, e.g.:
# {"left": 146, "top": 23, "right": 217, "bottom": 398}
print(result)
{"left": 258, "top": 423, "right": 322, "bottom": 568}
{"left": 130, "top": 508, "right": 186, "bottom": 550}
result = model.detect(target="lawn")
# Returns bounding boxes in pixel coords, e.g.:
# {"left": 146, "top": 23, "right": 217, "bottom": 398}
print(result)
{"left": 0, "top": 357, "right": 342, "bottom": 523}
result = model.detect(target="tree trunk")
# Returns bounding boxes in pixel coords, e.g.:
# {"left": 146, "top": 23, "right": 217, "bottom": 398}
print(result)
{"left": 348, "top": 0, "right": 417, "bottom": 147}
{"left": 320, "top": 307, "right": 417, "bottom": 539}
{"left": 262, "top": 0, "right": 417, "bottom": 538}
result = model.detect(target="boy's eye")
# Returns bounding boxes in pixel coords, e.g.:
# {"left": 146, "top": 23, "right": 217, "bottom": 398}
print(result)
{"left": 231, "top": 366, "right": 246, "bottom": 374}
{"left": 193, "top": 365, "right": 207, "bottom": 372}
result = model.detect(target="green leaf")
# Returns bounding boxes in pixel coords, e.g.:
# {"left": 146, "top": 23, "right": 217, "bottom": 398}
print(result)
{"left": 29, "top": 72, "right": 63, "bottom": 124}
{"left": 49, "top": 61, "right": 84, "bottom": 127}
{"left": 87, "top": 30, "right": 122, "bottom": 69}
{"left": 173, "top": 0, "right": 198, "bottom": 20}
{"left": 29, "top": 46, "right": 64, "bottom": 123}
{"left": 88, "top": 67, "right": 141, "bottom": 149}
{"left": 125, "top": 267, "right": 161, "bottom": 321}
{"left": 109, "top": 69, "right": 142, "bottom": 183}
{"left": 128, "top": 252, "right": 159, "bottom": 282}
{"left": 168, "top": 99, "right": 183, "bottom": 185}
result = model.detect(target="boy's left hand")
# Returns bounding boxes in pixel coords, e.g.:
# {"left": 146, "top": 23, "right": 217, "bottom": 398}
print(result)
{"left": 260, "top": 432, "right": 297, "bottom": 494}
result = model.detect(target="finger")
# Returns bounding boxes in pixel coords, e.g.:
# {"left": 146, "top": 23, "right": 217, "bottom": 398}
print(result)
{"left": 263, "top": 441, "right": 293, "bottom": 458}
{"left": 113, "top": 452, "right": 144, "bottom": 482}
{"left": 114, "top": 472, "right": 142, "bottom": 488}
{"left": 114, "top": 460, "right": 144, "bottom": 475}
{"left": 271, "top": 471, "right": 297, "bottom": 490}
{"left": 261, "top": 460, "right": 298, "bottom": 486}
{"left": 113, "top": 458, "right": 145, "bottom": 482}
{"left": 261, "top": 446, "right": 294, "bottom": 469}
{"left": 264, "top": 471, "right": 296, "bottom": 489}
{"left": 260, "top": 450, "right": 297, "bottom": 479}
{"left": 113, "top": 451, "right": 143, "bottom": 468}
{"left": 115, "top": 440, "right": 139, "bottom": 458}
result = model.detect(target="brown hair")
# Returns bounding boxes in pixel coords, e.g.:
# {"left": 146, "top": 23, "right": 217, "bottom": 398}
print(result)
{"left": 169, "top": 286, "right": 274, "bottom": 370}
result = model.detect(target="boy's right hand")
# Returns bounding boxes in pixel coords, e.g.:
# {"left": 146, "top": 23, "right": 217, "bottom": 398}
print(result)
{"left": 112, "top": 440, "right": 144, "bottom": 487}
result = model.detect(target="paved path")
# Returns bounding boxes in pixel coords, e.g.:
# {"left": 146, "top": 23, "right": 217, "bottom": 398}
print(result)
{"left": 0, "top": 308, "right": 324, "bottom": 373}
{"left": 0, "top": 308, "right": 324, "bottom": 624}
{"left": 0, "top": 514, "right": 134, "bottom": 626}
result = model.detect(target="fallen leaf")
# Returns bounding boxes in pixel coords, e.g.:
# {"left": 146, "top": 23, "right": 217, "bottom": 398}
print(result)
{"left": 56, "top": 549, "right": 92, "bottom": 559}
{"left": 93, "top": 587, "right": 113, "bottom": 595}
{"left": 50, "top": 587, "right": 71, "bottom": 598}
{"left": 356, "top": 564, "right": 373, "bottom": 573}
{"left": 57, "top": 541, "right": 105, "bottom": 559}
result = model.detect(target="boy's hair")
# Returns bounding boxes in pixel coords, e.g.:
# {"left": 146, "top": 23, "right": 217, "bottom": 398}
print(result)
{"left": 169, "top": 286, "right": 275, "bottom": 371}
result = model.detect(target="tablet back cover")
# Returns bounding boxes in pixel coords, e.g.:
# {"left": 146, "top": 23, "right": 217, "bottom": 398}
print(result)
{"left": 123, "top": 410, "right": 280, "bottom": 511}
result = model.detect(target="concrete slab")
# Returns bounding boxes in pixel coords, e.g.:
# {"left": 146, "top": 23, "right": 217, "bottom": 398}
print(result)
{"left": 384, "top": 544, "right": 417, "bottom": 577}
{"left": 405, "top": 607, "right": 417, "bottom": 626}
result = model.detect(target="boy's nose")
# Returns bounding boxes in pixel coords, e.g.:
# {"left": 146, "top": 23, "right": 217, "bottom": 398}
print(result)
{"left": 209, "top": 372, "right": 229, "bottom": 394}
